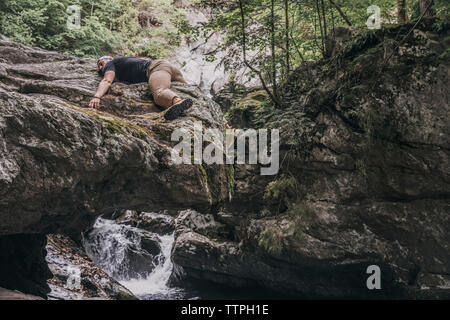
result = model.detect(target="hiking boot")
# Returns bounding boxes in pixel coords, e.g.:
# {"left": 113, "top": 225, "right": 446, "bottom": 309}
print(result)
{"left": 164, "top": 98, "right": 193, "bottom": 120}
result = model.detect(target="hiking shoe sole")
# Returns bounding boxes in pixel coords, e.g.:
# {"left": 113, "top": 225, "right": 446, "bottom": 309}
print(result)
{"left": 164, "top": 98, "right": 193, "bottom": 121}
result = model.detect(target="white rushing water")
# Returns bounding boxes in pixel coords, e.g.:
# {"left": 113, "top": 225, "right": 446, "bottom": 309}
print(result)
{"left": 83, "top": 217, "right": 187, "bottom": 299}
{"left": 119, "top": 233, "right": 185, "bottom": 299}
{"left": 83, "top": 218, "right": 138, "bottom": 279}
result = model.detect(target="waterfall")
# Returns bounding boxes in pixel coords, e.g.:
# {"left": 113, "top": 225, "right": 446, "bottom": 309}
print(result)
{"left": 119, "top": 233, "right": 185, "bottom": 300}
{"left": 83, "top": 218, "right": 137, "bottom": 279}
{"left": 83, "top": 217, "right": 187, "bottom": 299}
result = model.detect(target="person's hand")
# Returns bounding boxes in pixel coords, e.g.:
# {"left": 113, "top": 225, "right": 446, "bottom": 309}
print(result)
{"left": 224, "top": 118, "right": 232, "bottom": 129}
{"left": 89, "top": 97, "right": 100, "bottom": 109}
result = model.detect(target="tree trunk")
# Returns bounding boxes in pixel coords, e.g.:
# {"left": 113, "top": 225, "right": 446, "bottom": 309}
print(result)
{"left": 270, "top": 0, "right": 278, "bottom": 100}
{"left": 420, "top": 0, "right": 435, "bottom": 16}
{"left": 237, "top": 0, "right": 282, "bottom": 108}
{"left": 321, "top": 0, "right": 327, "bottom": 41}
{"left": 315, "top": 0, "right": 325, "bottom": 55}
{"left": 397, "top": 0, "right": 407, "bottom": 23}
{"left": 284, "top": 0, "right": 290, "bottom": 75}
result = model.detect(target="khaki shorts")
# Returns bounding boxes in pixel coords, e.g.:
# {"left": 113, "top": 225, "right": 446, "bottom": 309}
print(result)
{"left": 146, "top": 59, "right": 185, "bottom": 108}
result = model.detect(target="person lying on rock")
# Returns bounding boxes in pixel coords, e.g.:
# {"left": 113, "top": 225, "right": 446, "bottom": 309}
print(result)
{"left": 89, "top": 56, "right": 193, "bottom": 120}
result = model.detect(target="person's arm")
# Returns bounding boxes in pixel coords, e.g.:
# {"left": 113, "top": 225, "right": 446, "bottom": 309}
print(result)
{"left": 89, "top": 71, "right": 115, "bottom": 109}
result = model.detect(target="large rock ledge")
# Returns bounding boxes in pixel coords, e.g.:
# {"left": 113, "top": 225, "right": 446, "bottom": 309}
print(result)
{"left": 0, "top": 34, "right": 230, "bottom": 236}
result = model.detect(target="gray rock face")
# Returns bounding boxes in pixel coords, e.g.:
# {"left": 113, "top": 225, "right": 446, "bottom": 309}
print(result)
{"left": 175, "top": 209, "right": 229, "bottom": 239}
{"left": 172, "top": 19, "right": 450, "bottom": 298}
{"left": 0, "top": 34, "right": 230, "bottom": 237}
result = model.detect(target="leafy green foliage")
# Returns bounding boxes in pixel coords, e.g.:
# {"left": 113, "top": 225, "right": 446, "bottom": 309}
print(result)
{"left": 189, "top": 0, "right": 449, "bottom": 100}
{"left": 287, "top": 203, "right": 313, "bottom": 240}
{"left": 264, "top": 175, "right": 296, "bottom": 201}
{"left": 0, "top": 0, "right": 191, "bottom": 58}
{"left": 258, "top": 228, "right": 284, "bottom": 254}
{"left": 263, "top": 174, "right": 297, "bottom": 215}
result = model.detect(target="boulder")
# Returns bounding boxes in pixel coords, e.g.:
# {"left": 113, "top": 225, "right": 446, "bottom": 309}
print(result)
{"left": 0, "top": 287, "right": 44, "bottom": 300}
{"left": 115, "top": 210, "right": 176, "bottom": 235}
{"left": 46, "top": 234, "right": 136, "bottom": 300}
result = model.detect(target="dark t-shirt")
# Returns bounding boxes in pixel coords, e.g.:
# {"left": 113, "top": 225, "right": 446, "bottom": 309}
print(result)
{"left": 102, "top": 57, "right": 152, "bottom": 83}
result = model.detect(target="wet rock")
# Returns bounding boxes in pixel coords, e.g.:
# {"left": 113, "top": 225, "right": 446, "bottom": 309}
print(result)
{"left": 175, "top": 209, "right": 229, "bottom": 239}
{"left": 46, "top": 234, "right": 136, "bottom": 300}
{"left": 0, "top": 287, "right": 44, "bottom": 300}
{"left": 115, "top": 210, "right": 176, "bottom": 235}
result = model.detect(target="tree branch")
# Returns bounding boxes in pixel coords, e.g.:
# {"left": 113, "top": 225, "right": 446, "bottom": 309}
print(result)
{"left": 238, "top": 0, "right": 283, "bottom": 108}
{"left": 328, "top": 0, "right": 352, "bottom": 26}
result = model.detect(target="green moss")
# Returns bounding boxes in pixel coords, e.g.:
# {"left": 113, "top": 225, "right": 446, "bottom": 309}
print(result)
{"left": 439, "top": 47, "right": 450, "bottom": 62}
{"left": 198, "top": 164, "right": 213, "bottom": 205}
{"left": 84, "top": 111, "right": 148, "bottom": 139}
{"left": 264, "top": 175, "right": 296, "bottom": 200}
{"left": 63, "top": 104, "right": 148, "bottom": 139}
{"left": 242, "top": 89, "right": 268, "bottom": 103}
{"left": 225, "top": 165, "right": 235, "bottom": 199}
{"left": 342, "top": 28, "right": 383, "bottom": 59}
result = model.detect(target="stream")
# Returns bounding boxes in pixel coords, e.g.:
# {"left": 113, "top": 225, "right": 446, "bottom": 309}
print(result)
{"left": 82, "top": 216, "right": 281, "bottom": 300}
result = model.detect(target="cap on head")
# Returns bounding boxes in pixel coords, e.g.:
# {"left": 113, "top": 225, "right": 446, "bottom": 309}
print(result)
{"left": 97, "top": 55, "right": 113, "bottom": 66}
